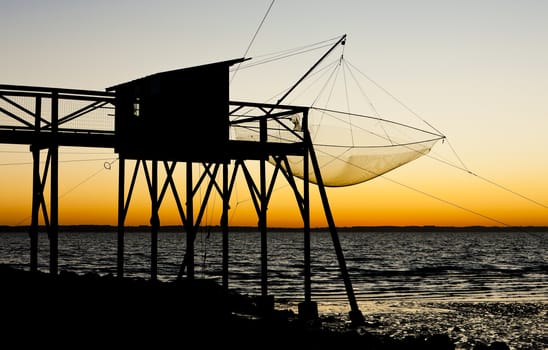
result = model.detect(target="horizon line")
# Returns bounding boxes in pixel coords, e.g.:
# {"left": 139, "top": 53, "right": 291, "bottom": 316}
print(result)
{"left": 1, "top": 224, "right": 547, "bottom": 232}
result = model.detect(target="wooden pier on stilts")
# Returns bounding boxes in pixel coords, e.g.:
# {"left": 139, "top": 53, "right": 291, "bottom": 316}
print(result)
{"left": 0, "top": 37, "right": 365, "bottom": 324}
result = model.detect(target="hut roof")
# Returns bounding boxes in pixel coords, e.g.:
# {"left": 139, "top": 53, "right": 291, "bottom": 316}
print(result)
{"left": 106, "top": 57, "right": 247, "bottom": 92}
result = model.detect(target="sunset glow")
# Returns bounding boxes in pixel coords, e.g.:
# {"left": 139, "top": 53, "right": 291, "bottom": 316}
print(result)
{"left": 1, "top": 1, "right": 547, "bottom": 228}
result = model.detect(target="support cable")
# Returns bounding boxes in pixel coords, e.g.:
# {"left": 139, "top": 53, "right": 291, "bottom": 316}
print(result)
{"left": 426, "top": 155, "right": 548, "bottom": 210}
{"left": 14, "top": 158, "right": 118, "bottom": 225}
{"left": 230, "top": 0, "right": 276, "bottom": 84}
{"left": 342, "top": 59, "right": 393, "bottom": 144}
{"left": 233, "top": 41, "right": 338, "bottom": 71}
{"left": 345, "top": 60, "right": 448, "bottom": 141}
{"left": 0, "top": 157, "right": 117, "bottom": 167}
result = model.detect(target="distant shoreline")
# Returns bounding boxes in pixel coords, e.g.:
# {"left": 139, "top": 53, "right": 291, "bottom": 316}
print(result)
{"left": 1, "top": 224, "right": 547, "bottom": 233}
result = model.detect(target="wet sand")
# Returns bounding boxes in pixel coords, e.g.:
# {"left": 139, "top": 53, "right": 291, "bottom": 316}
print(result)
{"left": 305, "top": 300, "right": 546, "bottom": 349}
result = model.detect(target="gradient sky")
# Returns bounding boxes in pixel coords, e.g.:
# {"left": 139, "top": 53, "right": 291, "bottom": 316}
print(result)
{"left": 1, "top": 0, "right": 547, "bottom": 227}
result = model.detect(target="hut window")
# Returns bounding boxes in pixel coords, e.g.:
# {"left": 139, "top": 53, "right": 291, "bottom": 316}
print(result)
{"left": 133, "top": 98, "right": 140, "bottom": 117}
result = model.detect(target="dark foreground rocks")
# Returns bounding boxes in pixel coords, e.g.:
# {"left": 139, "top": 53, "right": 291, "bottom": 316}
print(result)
{"left": 0, "top": 264, "right": 507, "bottom": 349}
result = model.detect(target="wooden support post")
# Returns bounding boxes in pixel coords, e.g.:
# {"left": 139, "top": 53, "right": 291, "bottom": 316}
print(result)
{"left": 50, "top": 91, "right": 59, "bottom": 275}
{"left": 117, "top": 157, "right": 125, "bottom": 278}
{"left": 29, "top": 96, "right": 41, "bottom": 273}
{"left": 260, "top": 156, "right": 268, "bottom": 298}
{"left": 222, "top": 162, "right": 229, "bottom": 290}
{"left": 186, "top": 162, "right": 194, "bottom": 280}
{"left": 257, "top": 112, "right": 273, "bottom": 315}
{"left": 298, "top": 110, "right": 318, "bottom": 321}
{"left": 150, "top": 160, "right": 159, "bottom": 281}
{"left": 303, "top": 110, "right": 312, "bottom": 303}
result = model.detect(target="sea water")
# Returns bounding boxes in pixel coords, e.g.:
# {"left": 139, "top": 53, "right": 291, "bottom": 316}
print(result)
{"left": 1, "top": 228, "right": 546, "bottom": 349}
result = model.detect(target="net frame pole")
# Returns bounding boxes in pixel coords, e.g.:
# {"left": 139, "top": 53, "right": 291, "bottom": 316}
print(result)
{"left": 276, "top": 34, "right": 346, "bottom": 106}
{"left": 306, "top": 132, "right": 365, "bottom": 325}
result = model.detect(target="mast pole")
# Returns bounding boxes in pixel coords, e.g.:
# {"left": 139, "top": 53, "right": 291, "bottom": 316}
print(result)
{"left": 276, "top": 34, "right": 346, "bottom": 106}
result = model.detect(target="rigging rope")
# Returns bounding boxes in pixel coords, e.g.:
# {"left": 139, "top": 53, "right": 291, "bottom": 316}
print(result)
{"left": 375, "top": 172, "right": 514, "bottom": 227}
{"left": 231, "top": 38, "right": 340, "bottom": 71}
{"left": 342, "top": 59, "right": 393, "bottom": 144}
{"left": 0, "top": 157, "right": 117, "bottom": 167}
{"left": 230, "top": 0, "right": 276, "bottom": 84}
{"left": 14, "top": 157, "right": 118, "bottom": 225}
{"left": 341, "top": 56, "right": 356, "bottom": 146}
{"left": 424, "top": 152, "right": 548, "bottom": 210}
{"left": 344, "top": 60, "right": 447, "bottom": 140}
{"left": 59, "top": 158, "right": 117, "bottom": 200}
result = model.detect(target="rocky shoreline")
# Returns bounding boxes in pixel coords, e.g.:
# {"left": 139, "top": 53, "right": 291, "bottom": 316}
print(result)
{"left": 0, "top": 264, "right": 532, "bottom": 349}
{"left": 313, "top": 300, "right": 546, "bottom": 350}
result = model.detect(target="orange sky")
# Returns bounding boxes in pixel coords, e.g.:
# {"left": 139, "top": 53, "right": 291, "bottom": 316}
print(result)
{"left": 1, "top": 146, "right": 546, "bottom": 228}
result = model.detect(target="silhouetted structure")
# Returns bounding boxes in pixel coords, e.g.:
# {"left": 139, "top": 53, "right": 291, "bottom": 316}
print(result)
{"left": 109, "top": 59, "right": 243, "bottom": 162}
{"left": 0, "top": 85, "right": 115, "bottom": 275}
{"left": 0, "top": 38, "right": 365, "bottom": 324}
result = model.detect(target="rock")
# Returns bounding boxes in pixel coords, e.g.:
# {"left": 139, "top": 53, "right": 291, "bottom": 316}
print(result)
{"left": 425, "top": 333, "right": 455, "bottom": 350}
{"left": 489, "top": 341, "right": 510, "bottom": 350}
{"left": 472, "top": 341, "right": 489, "bottom": 350}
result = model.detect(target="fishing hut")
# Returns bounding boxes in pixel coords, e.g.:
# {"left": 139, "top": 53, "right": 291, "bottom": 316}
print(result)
{"left": 107, "top": 56, "right": 363, "bottom": 322}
